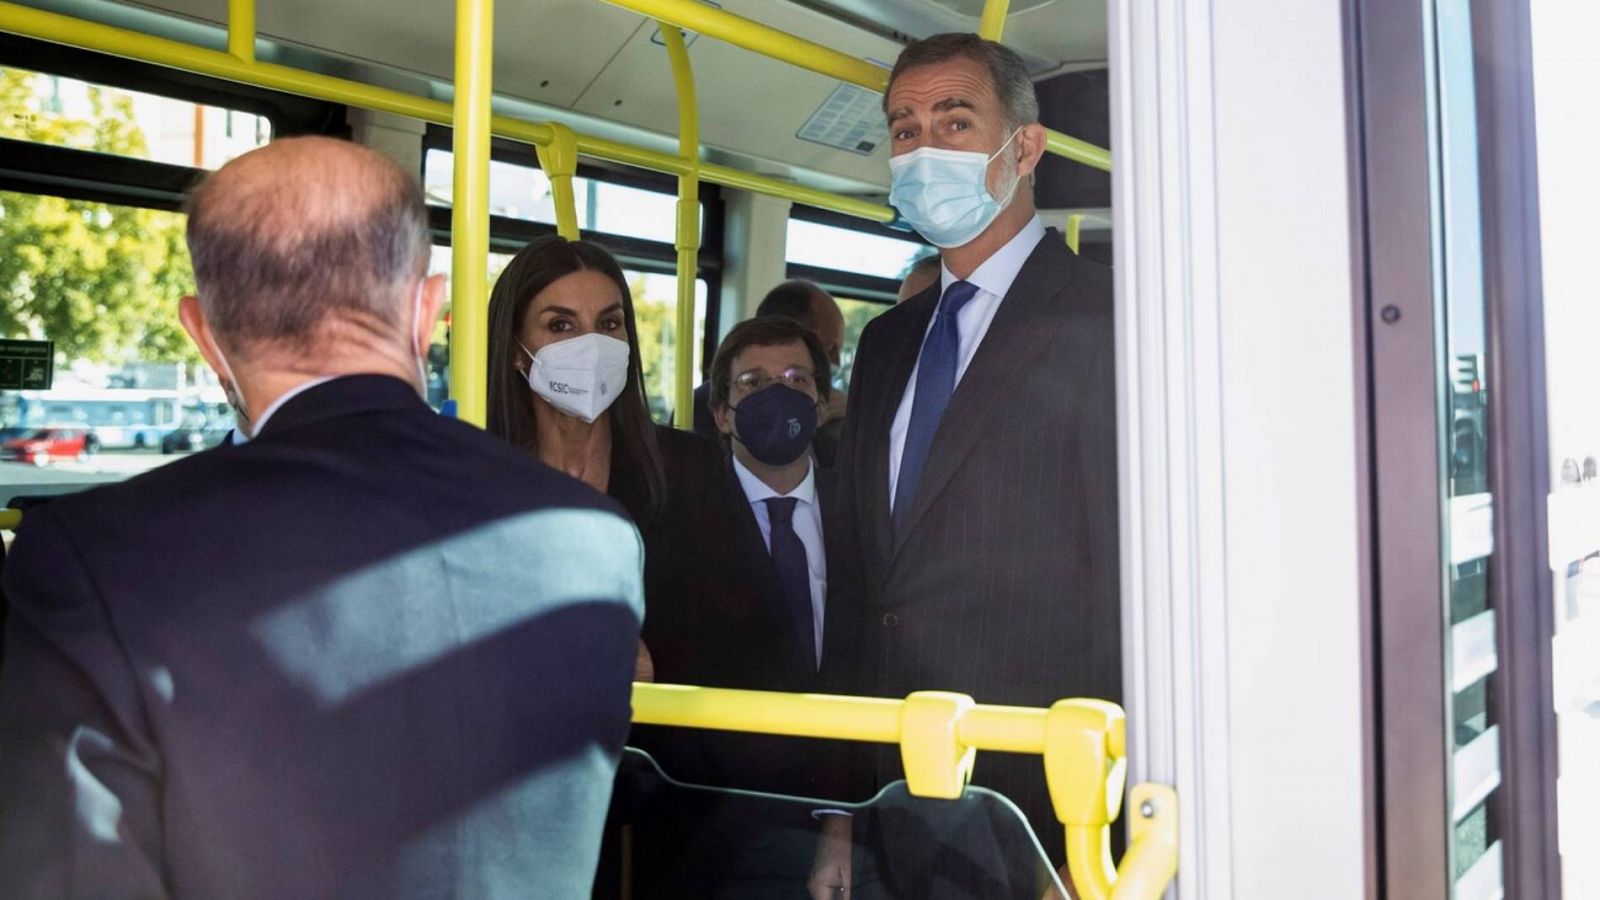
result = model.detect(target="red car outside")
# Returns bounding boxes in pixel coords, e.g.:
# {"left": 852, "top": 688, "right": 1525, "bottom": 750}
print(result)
{"left": 1, "top": 427, "right": 96, "bottom": 466}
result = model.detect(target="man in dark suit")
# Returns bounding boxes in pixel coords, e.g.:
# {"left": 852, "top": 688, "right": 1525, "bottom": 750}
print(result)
{"left": 0, "top": 137, "right": 645, "bottom": 899}
{"left": 709, "top": 315, "right": 837, "bottom": 686}
{"left": 822, "top": 32, "right": 1120, "bottom": 879}
{"left": 694, "top": 281, "right": 847, "bottom": 467}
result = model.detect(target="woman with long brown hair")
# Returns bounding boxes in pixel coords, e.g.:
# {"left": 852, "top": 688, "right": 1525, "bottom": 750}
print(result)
{"left": 486, "top": 235, "right": 785, "bottom": 694}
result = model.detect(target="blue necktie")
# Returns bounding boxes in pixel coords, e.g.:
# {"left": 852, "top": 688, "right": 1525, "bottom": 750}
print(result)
{"left": 894, "top": 280, "right": 980, "bottom": 532}
{"left": 765, "top": 497, "right": 817, "bottom": 671}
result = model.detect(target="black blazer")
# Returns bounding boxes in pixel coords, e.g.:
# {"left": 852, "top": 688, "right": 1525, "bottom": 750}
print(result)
{"left": 0, "top": 376, "right": 645, "bottom": 899}
{"left": 824, "top": 232, "right": 1120, "bottom": 848}
{"left": 611, "top": 425, "right": 792, "bottom": 694}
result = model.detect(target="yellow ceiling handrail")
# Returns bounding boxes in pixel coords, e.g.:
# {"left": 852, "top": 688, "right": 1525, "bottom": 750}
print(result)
{"left": 591, "top": 0, "right": 1112, "bottom": 172}
{"left": 631, "top": 683, "right": 1177, "bottom": 899}
{"left": 660, "top": 23, "right": 701, "bottom": 431}
{"left": 533, "top": 122, "right": 581, "bottom": 240}
{"left": 0, "top": 1, "right": 894, "bottom": 224}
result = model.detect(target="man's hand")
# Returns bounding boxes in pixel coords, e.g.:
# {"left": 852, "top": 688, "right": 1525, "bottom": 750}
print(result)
{"left": 807, "top": 814, "right": 853, "bottom": 900}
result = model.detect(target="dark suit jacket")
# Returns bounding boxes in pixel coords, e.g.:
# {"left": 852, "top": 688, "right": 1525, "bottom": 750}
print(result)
{"left": 0, "top": 375, "right": 645, "bottom": 899}
{"left": 823, "top": 231, "right": 1120, "bottom": 854}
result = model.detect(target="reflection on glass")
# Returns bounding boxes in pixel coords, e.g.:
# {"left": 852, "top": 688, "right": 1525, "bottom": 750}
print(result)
{"left": 601, "top": 748, "right": 1066, "bottom": 900}
{"left": 1431, "top": 0, "right": 1502, "bottom": 895}
{"left": 1, "top": 66, "right": 271, "bottom": 169}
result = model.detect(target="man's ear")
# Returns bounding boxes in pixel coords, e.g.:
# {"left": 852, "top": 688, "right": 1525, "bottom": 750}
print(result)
{"left": 414, "top": 272, "right": 447, "bottom": 357}
{"left": 713, "top": 401, "right": 733, "bottom": 437}
{"left": 179, "top": 295, "right": 229, "bottom": 381}
{"left": 1014, "top": 122, "right": 1049, "bottom": 180}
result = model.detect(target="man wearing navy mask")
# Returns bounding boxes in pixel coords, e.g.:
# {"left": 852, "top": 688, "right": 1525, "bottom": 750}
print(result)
{"left": 823, "top": 32, "right": 1119, "bottom": 881}
{"left": 711, "top": 316, "right": 833, "bottom": 681}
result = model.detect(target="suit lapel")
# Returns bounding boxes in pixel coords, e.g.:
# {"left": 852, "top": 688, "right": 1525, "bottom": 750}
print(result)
{"left": 864, "top": 290, "right": 937, "bottom": 571}
{"left": 893, "top": 237, "right": 1077, "bottom": 553}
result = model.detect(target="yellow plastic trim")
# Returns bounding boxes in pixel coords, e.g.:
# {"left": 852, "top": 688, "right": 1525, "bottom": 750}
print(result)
{"left": 447, "top": 0, "right": 493, "bottom": 427}
{"left": 593, "top": 0, "right": 1110, "bottom": 171}
{"left": 660, "top": 24, "right": 700, "bottom": 431}
{"left": 1066, "top": 213, "right": 1083, "bottom": 254}
{"left": 227, "top": 0, "right": 254, "bottom": 62}
{"left": 534, "top": 122, "right": 581, "bottom": 240}
{"left": 978, "top": 0, "right": 1011, "bottom": 41}
{"left": 898, "top": 691, "right": 976, "bottom": 799}
{"left": 0, "top": 508, "right": 21, "bottom": 531}
{"left": 1113, "top": 784, "right": 1179, "bottom": 900}
{"left": 0, "top": 2, "right": 895, "bottom": 222}
{"left": 631, "top": 684, "right": 1175, "bottom": 899}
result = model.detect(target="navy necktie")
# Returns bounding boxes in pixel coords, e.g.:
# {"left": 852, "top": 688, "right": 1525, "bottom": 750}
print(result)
{"left": 765, "top": 497, "right": 817, "bottom": 671}
{"left": 894, "top": 280, "right": 980, "bottom": 532}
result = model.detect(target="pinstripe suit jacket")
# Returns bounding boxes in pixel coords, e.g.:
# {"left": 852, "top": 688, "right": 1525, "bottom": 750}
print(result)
{"left": 823, "top": 231, "right": 1120, "bottom": 847}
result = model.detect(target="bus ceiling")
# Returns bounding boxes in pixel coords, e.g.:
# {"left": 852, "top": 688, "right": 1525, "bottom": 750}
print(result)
{"left": 0, "top": 0, "right": 1108, "bottom": 196}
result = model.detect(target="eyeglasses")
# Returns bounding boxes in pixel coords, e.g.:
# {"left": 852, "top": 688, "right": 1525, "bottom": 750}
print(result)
{"left": 732, "top": 367, "right": 816, "bottom": 393}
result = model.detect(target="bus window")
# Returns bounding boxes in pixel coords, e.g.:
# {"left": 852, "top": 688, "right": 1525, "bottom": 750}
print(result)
{"left": 1, "top": 66, "right": 271, "bottom": 170}
{"left": 423, "top": 148, "right": 701, "bottom": 245}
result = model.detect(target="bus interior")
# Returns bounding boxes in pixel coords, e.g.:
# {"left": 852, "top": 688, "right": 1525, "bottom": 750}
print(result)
{"left": 1, "top": 0, "right": 1597, "bottom": 896}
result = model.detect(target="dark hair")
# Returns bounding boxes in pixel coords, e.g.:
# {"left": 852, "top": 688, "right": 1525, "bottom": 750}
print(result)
{"left": 184, "top": 138, "right": 430, "bottom": 352}
{"left": 886, "top": 34, "right": 1040, "bottom": 132}
{"left": 709, "top": 316, "right": 833, "bottom": 414}
{"left": 486, "top": 235, "right": 664, "bottom": 523}
{"left": 903, "top": 253, "right": 942, "bottom": 281}
{"left": 755, "top": 280, "right": 829, "bottom": 329}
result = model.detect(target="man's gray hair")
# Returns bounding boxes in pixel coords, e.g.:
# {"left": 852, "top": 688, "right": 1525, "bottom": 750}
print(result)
{"left": 886, "top": 33, "right": 1040, "bottom": 131}
{"left": 184, "top": 138, "right": 431, "bottom": 353}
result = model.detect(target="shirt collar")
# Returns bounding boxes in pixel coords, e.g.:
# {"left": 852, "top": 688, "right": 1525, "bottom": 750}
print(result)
{"left": 732, "top": 454, "right": 817, "bottom": 507}
{"left": 940, "top": 215, "right": 1047, "bottom": 300}
{"left": 232, "top": 375, "right": 339, "bottom": 444}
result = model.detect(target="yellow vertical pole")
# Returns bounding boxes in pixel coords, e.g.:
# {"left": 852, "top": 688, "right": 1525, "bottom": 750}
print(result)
{"left": 660, "top": 24, "right": 699, "bottom": 430}
{"left": 978, "top": 0, "right": 1011, "bottom": 41}
{"left": 1066, "top": 213, "right": 1083, "bottom": 255}
{"left": 449, "top": 0, "right": 494, "bottom": 427}
{"left": 227, "top": 0, "right": 254, "bottom": 61}
{"left": 535, "top": 122, "right": 581, "bottom": 240}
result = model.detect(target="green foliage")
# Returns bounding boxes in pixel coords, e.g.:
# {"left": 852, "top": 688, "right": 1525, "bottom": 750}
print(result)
{"left": 629, "top": 274, "right": 674, "bottom": 423}
{"left": 0, "top": 68, "right": 199, "bottom": 366}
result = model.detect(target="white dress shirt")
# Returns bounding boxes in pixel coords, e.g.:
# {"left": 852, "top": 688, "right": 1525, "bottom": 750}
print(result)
{"left": 888, "top": 215, "right": 1047, "bottom": 506}
{"left": 231, "top": 376, "right": 338, "bottom": 445}
{"left": 732, "top": 455, "right": 827, "bottom": 665}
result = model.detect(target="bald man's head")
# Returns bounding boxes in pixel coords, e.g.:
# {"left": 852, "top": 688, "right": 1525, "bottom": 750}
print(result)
{"left": 184, "top": 136, "right": 430, "bottom": 355}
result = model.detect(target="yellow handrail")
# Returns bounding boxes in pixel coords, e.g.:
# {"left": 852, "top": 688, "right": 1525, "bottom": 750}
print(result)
{"left": 631, "top": 684, "right": 1177, "bottom": 900}
{"left": 226, "top": 0, "right": 253, "bottom": 62}
{"left": 447, "top": 0, "right": 494, "bottom": 428}
{"left": 591, "top": 0, "right": 1111, "bottom": 172}
{"left": 0, "top": 508, "right": 21, "bottom": 531}
{"left": 0, "top": 1, "right": 893, "bottom": 224}
{"left": 534, "top": 122, "right": 581, "bottom": 240}
{"left": 659, "top": 25, "right": 700, "bottom": 431}
{"left": 978, "top": 0, "right": 1011, "bottom": 41}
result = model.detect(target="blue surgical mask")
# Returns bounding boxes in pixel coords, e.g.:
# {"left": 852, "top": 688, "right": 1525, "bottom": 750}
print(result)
{"left": 732, "top": 384, "right": 818, "bottom": 466}
{"left": 888, "top": 129, "right": 1022, "bottom": 249}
